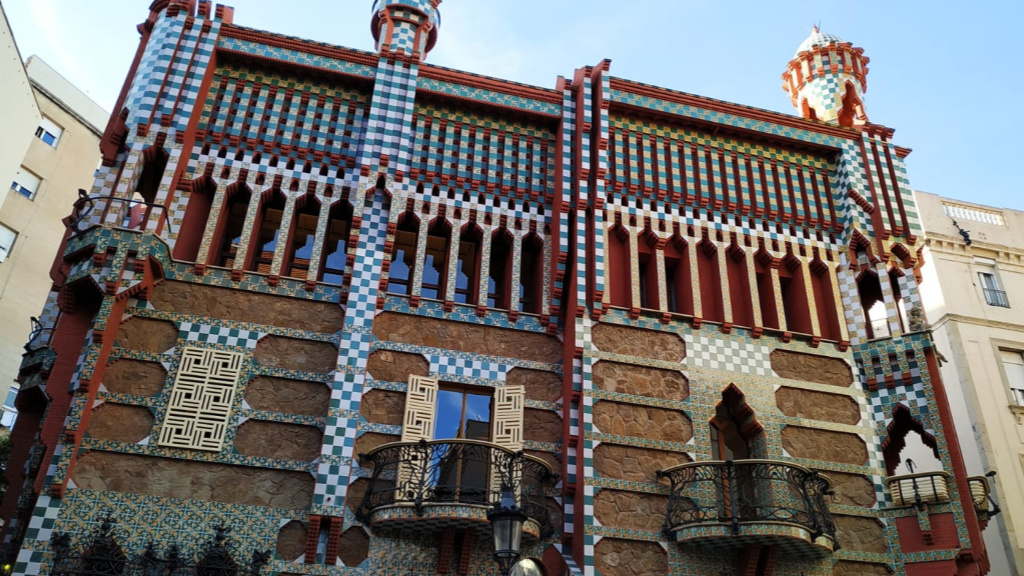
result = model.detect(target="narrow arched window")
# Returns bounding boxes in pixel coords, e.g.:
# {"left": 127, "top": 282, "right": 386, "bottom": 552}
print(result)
{"left": 726, "top": 244, "right": 754, "bottom": 328}
{"left": 174, "top": 177, "right": 214, "bottom": 262}
{"left": 488, "top": 228, "right": 514, "bottom": 309}
{"left": 319, "top": 201, "right": 353, "bottom": 285}
{"left": 247, "top": 189, "right": 287, "bottom": 273}
{"left": 663, "top": 235, "right": 693, "bottom": 315}
{"left": 136, "top": 147, "right": 169, "bottom": 204}
{"left": 779, "top": 254, "right": 812, "bottom": 334}
{"left": 285, "top": 195, "right": 320, "bottom": 279}
{"left": 422, "top": 219, "right": 451, "bottom": 300}
{"left": 696, "top": 239, "right": 723, "bottom": 323}
{"left": 388, "top": 212, "right": 420, "bottom": 295}
{"left": 637, "top": 231, "right": 659, "bottom": 310}
{"left": 754, "top": 248, "right": 779, "bottom": 329}
{"left": 214, "top": 185, "right": 251, "bottom": 268}
{"left": 810, "top": 257, "right": 842, "bottom": 341}
{"left": 455, "top": 224, "right": 483, "bottom": 304}
{"left": 520, "top": 233, "right": 543, "bottom": 314}
{"left": 607, "top": 224, "right": 631, "bottom": 308}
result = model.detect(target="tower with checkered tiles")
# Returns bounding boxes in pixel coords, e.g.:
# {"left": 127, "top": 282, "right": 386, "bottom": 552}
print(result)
{"left": 0, "top": 2, "right": 999, "bottom": 576}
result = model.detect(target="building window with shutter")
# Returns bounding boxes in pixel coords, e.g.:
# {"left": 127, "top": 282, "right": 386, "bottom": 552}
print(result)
{"left": 10, "top": 167, "right": 41, "bottom": 200}
{"left": 35, "top": 116, "right": 63, "bottom": 148}
{"left": 158, "top": 347, "right": 244, "bottom": 451}
{"left": 0, "top": 224, "right": 16, "bottom": 263}
{"left": 1000, "top": 350, "right": 1024, "bottom": 406}
{"left": 976, "top": 258, "right": 1009, "bottom": 308}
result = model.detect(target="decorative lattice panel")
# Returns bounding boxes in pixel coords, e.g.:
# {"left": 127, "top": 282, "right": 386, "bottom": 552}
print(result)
{"left": 491, "top": 385, "right": 525, "bottom": 451}
{"left": 401, "top": 376, "right": 439, "bottom": 442}
{"left": 157, "top": 347, "right": 244, "bottom": 451}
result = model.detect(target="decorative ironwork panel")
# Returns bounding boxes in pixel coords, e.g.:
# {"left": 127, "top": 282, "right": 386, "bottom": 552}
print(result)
{"left": 157, "top": 347, "right": 244, "bottom": 452}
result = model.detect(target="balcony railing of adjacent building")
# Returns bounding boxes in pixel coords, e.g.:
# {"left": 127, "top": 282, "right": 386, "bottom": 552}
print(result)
{"left": 1013, "top": 388, "right": 1024, "bottom": 407}
{"left": 983, "top": 288, "right": 1010, "bottom": 308}
{"left": 967, "top": 475, "right": 1001, "bottom": 525}
{"left": 657, "top": 460, "right": 837, "bottom": 556}
{"left": 357, "top": 439, "right": 556, "bottom": 538}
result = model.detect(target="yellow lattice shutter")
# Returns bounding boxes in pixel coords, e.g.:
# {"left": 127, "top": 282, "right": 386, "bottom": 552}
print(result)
{"left": 491, "top": 385, "right": 525, "bottom": 451}
{"left": 401, "top": 375, "right": 439, "bottom": 441}
{"left": 158, "top": 347, "right": 244, "bottom": 452}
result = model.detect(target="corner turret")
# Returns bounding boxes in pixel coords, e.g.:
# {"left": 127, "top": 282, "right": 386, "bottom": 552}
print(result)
{"left": 782, "top": 26, "right": 869, "bottom": 128}
{"left": 370, "top": 0, "right": 441, "bottom": 60}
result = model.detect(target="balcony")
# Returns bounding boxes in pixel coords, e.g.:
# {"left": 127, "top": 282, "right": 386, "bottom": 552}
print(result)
{"left": 967, "top": 476, "right": 1001, "bottom": 525}
{"left": 983, "top": 288, "right": 1010, "bottom": 308}
{"left": 887, "top": 471, "right": 950, "bottom": 507}
{"left": 657, "top": 460, "right": 837, "bottom": 557}
{"left": 357, "top": 439, "right": 556, "bottom": 539}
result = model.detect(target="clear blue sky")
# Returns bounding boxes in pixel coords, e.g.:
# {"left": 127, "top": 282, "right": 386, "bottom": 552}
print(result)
{"left": 5, "top": 0, "right": 1022, "bottom": 209}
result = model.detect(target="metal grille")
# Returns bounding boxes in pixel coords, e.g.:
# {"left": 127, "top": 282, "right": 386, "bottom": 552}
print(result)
{"left": 983, "top": 288, "right": 1010, "bottom": 308}
{"left": 157, "top": 347, "right": 243, "bottom": 452}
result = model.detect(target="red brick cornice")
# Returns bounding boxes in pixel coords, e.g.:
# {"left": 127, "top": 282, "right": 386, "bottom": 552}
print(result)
{"left": 418, "top": 65, "right": 562, "bottom": 105}
{"left": 220, "top": 25, "right": 379, "bottom": 67}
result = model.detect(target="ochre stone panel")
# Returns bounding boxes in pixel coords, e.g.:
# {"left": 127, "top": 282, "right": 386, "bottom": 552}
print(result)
{"left": 592, "top": 323, "right": 686, "bottom": 362}
{"left": 150, "top": 281, "right": 344, "bottom": 333}
{"left": 834, "top": 515, "right": 888, "bottom": 553}
{"left": 103, "top": 360, "right": 167, "bottom": 397}
{"left": 244, "top": 376, "right": 329, "bottom": 417}
{"left": 506, "top": 368, "right": 562, "bottom": 402}
{"left": 337, "top": 527, "right": 369, "bottom": 567}
{"left": 354, "top": 432, "right": 400, "bottom": 458}
{"left": 593, "top": 444, "right": 690, "bottom": 482}
{"left": 771, "top": 350, "right": 852, "bottom": 387}
{"left": 276, "top": 520, "right": 307, "bottom": 562}
{"left": 524, "top": 409, "right": 562, "bottom": 444}
{"left": 593, "top": 362, "right": 689, "bottom": 401}
{"left": 87, "top": 404, "right": 153, "bottom": 443}
{"left": 593, "top": 489, "right": 667, "bottom": 532}
{"left": 233, "top": 421, "right": 322, "bottom": 461}
{"left": 366, "top": 350, "right": 429, "bottom": 383}
{"left": 359, "top": 389, "right": 405, "bottom": 426}
{"left": 115, "top": 318, "right": 178, "bottom": 353}
{"left": 254, "top": 336, "right": 338, "bottom": 373}
{"left": 373, "top": 313, "right": 560, "bottom": 363}
{"left": 776, "top": 387, "right": 860, "bottom": 425}
{"left": 781, "top": 426, "right": 867, "bottom": 466}
{"left": 72, "top": 452, "right": 313, "bottom": 508}
{"left": 593, "top": 538, "right": 668, "bottom": 576}
{"left": 593, "top": 401, "right": 692, "bottom": 443}
{"left": 828, "top": 472, "right": 877, "bottom": 508}
{"left": 833, "top": 561, "right": 890, "bottom": 576}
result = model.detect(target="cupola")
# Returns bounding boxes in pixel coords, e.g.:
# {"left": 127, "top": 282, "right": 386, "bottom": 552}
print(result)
{"left": 782, "top": 26, "right": 870, "bottom": 128}
{"left": 370, "top": 0, "right": 441, "bottom": 60}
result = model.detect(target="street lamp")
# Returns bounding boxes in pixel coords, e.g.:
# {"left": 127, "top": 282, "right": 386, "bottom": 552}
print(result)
{"left": 488, "top": 488, "right": 526, "bottom": 576}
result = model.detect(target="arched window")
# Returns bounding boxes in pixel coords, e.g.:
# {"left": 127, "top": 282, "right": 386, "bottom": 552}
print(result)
{"left": 422, "top": 219, "right": 452, "bottom": 300}
{"left": 213, "top": 184, "right": 251, "bottom": 268}
{"left": 388, "top": 211, "right": 420, "bottom": 295}
{"left": 520, "top": 233, "right": 543, "bottom": 314}
{"left": 726, "top": 244, "right": 754, "bottom": 328}
{"left": 284, "top": 194, "right": 320, "bottom": 279}
{"left": 856, "top": 256, "right": 889, "bottom": 339}
{"left": 779, "top": 254, "right": 812, "bottom": 334}
{"left": 607, "top": 224, "right": 631, "bottom": 308}
{"left": 884, "top": 405, "right": 942, "bottom": 476}
{"left": 889, "top": 268, "right": 908, "bottom": 333}
{"left": 810, "top": 257, "right": 842, "bottom": 341}
{"left": 135, "top": 147, "right": 169, "bottom": 204}
{"left": 174, "top": 177, "right": 214, "bottom": 262}
{"left": 455, "top": 224, "right": 483, "bottom": 304}
{"left": 637, "top": 230, "right": 659, "bottom": 310}
{"left": 247, "top": 189, "right": 287, "bottom": 273}
{"left": 663, "top": 235, "right": 693, "bottom": 315}
{"left": 696, "top": 238, "right": 723, "bottom": 323}
{"left": 754, "top": 248, "right": 779, "bottom": 330}
{"left": 488, "top": 228, "right": 514, "bottom": 309}
{"left": 319, "top": 201, "right": 353, "bottom": 285}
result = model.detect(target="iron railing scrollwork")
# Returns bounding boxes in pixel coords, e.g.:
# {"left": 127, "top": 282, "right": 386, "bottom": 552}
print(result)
{"left": 49, "top": 515, "right": 269, "bottom": 576}
{"left": 357, "top": 439, "right": 556, "bottom": 536}
{"left": 25, "top": 316, "right": 54, "bottom": 352}
{"left": 657, "top": 460, "right": 837, "bottom": 546}
{"left": 68, "top": 191, "right": 169, "bottom": 239}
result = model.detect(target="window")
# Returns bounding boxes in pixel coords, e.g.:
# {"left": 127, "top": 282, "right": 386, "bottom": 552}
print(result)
{"left": 248, "top": 190, "right": 287, "bottom": 273}
{"left": 977, "top": 259, "right": 1009, "bottom": 308}
{"left": 11, "top": 167, "right": 41, "bottom": 200}
{"left": 3, "top": 385, "right": 18, "bottom": 410}
{"left": 0, "top": 223, "right": 16, "bottom": 263}
{"left": 214, "top": 187, "right": 251, "bottom": 267}
{"left": 1001, "top": 350, "right": 1024, "bottom": 406}
{"left": 422, "top": 220, "right": 452, "bottom": 300}
{"left": 320, "top": 202, "right": 352, "bottom": 284}
{"left": 35, "top": 116, "right": 63, "bottom": 148}
{"left": 454, "top": 225, "right": 482, "bottom": 304}
{"left": 388, "top": 213, "right": 420, "bottom": 295}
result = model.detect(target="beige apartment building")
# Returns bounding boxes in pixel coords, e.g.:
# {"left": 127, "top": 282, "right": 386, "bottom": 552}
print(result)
{"left": 0, "top": 3, "right": 41, "bottom": 212}
{"left": 0, "top": 48, "right": 107, "bottom": 426}
{"left": 916, "top": 189, "right": 1024, "bottom": 575}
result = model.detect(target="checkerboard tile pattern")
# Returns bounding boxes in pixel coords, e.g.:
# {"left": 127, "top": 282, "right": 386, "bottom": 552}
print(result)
{"left": 179, "top": 322, "right": 264, "bottom": 349}
{"left": 689, "top": 334, "right": 771, "bottom": 375}
{"left": 430, "top": 355, "right": 508, "bottom": 381}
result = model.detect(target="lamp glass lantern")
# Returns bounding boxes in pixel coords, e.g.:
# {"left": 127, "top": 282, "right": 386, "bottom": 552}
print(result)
{"left": 488, "top": 488, "right": 526, "bottom": 575}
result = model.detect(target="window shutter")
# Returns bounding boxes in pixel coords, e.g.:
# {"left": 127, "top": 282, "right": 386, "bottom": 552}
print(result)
{"left": 158, "top": 347, "right": 244, "bottom": 451}
{"left": 491, "top": 385, "right": 525, "bottom": 451}
{"left": 401, "top": 375, "right": 439, "bottom": 442}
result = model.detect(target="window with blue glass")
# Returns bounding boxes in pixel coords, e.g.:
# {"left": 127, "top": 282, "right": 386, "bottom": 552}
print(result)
{"left": 35, "top": 117, "right": 63, "bottom": 148}
{"left": 10, "top": 167, "right": 41, "bottom": 200}
{"left": 434, "top": 387, "right": 493, "bottom": 504}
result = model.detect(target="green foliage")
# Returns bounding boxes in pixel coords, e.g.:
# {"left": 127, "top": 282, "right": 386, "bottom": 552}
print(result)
{"left": 0, "top": 431, "right": 10, "bottom": 503}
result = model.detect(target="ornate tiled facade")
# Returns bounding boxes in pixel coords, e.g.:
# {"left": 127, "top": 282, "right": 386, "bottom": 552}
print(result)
{"left": 0, "top": 2, "right": 997, "bottom": 576}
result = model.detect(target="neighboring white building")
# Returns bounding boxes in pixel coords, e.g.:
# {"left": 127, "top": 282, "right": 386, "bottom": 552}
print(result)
{"left": 916, "top": 189, "right": 1024, "bottom": 575}
{"left": 0, "top": 38, "right": 108, "bottom": 427}
{"left": 0, "top": 3, "right": 41, "bottom": 212}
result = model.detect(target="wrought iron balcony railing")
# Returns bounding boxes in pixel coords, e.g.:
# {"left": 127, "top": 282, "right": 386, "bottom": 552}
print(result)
{"left": 68, "top": 190, "right": 169, "bottom": 240}
{"left": 983, "top": 288, "right": 1010, "bottom": 308}
{"left": 657, "top": 460, "right": 837, "bottom": 554}
{"left": 357, "top": 439, "right": 556, "bottom": 537}
{"left": 887, "top": 471, "right": 950, "bottom": 507}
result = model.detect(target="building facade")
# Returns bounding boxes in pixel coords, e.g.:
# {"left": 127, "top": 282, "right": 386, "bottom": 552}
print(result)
{"left": 0, "top": 2, "right": 42, "bottom": 213}
{"left": 916, "top": 190, "right": 1024, "bottom": 575}
{"left": 0, "top": 2, "right": 1000, "bottom": 575}
{"left": 0, "top": 51, "right": 109, "bottom": 427}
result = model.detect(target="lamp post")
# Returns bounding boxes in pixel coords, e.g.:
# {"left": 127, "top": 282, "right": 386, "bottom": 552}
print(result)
{"left": 488, "top": 487, "right": 526, "bottom": 576}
